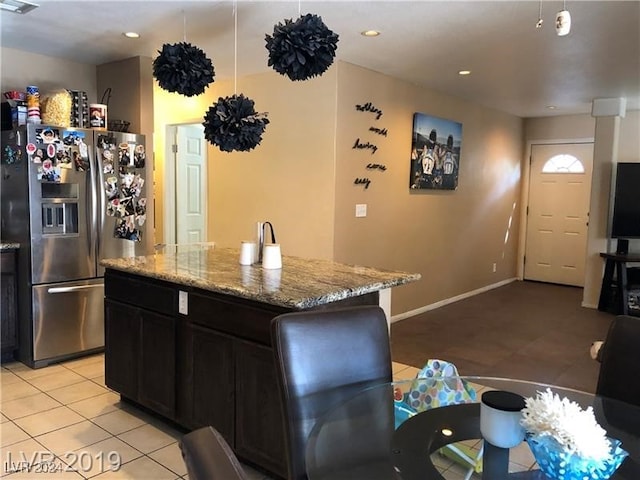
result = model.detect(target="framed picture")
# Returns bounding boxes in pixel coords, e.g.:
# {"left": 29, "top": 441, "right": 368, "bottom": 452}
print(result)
{"left": 410, "top": 112, "right": 462, "bottom": 190}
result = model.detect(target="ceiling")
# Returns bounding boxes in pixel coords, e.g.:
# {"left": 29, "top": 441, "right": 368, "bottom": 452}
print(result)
{"left": 1, "top": 0, "right": 639, "bottom": 118}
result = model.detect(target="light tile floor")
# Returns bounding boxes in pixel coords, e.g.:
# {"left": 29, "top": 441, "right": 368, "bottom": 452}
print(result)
{"left": 1, "top": 354, "right": 200, "bottom": 480}
{"left": 1, "top": 356, "right": 536, "bottom": 480}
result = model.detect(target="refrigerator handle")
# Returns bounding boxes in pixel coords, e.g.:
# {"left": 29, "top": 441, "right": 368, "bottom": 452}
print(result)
{"left": 48, "top": 285, "right": 103, "bottom": 294}
{"left": 87, "top": 150, "right": 96, "bottom": 255}
{"left": 92, "top": 142, "right": 103, "bottom": 259}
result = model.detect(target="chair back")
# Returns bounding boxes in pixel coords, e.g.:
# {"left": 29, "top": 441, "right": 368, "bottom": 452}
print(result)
{"left": 596, "top": 315, "right": 640, "bottom": 406}
{"left": 271, "top": 305, "right": 392, "bottom": 480}
{"left": 179, "top": 426, "right": 249, "bottom": 480}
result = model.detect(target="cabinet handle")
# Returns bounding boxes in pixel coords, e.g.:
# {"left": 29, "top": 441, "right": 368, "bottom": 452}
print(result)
{"left": 48, "top": 285, "right": 103, "bottom": 294}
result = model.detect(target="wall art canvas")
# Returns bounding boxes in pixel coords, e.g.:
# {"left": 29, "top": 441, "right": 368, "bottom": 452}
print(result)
{"left": 410, "top": 112, "right": 462, "bottom": 190}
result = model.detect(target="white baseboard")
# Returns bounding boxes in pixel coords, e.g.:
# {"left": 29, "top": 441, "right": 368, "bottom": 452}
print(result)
{"left": 390, "top": 277, "right": 518, "bottom": 324}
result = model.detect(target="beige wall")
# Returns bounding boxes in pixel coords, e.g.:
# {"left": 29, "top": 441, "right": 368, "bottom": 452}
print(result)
{"left": 97, "top": 56, "right": 154, "bottom": 141}
{"left": 0, "top": 49, "right": 154, "bottom": 142}
{"left": 1, "top": 47, "right": 97, "bottom": 102}
{"left": 19, "top": 44, "right": 637, "bottom": 316}
{"left": 333, "top": 62, "right": 524, "bottom": 314}
{"left": 523, "top": 109, "right": 639, "bottom": 164}
{"left": 524, "top": 114, "right": 595, "bottom": 141}
{"left": 153, "top": 61, "right": 525, "bottom": 316}
{"left": 522, "top": 110, "right": 640, "bottom": 308}
{"left": 153, "top": 69, "right": 338, "bottom": 259}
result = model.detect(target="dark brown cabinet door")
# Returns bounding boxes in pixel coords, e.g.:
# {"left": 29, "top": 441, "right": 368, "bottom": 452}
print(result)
{"left": 235, "top": 339, "right": 287, "bottom": 477}
{"left": 104, "top": 299, "right": 140, "bottom": 399}
{"left": 1, "top": 251, "right": 18, "bottom": 362}
{"left": 182, "top": 323, "right": 235, "bottom": 441}
{"left": 139, "top": 310, "right": 176, "bottom": 419}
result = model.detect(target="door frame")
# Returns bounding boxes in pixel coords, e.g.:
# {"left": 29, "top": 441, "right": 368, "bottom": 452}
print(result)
{"left": 164, "top": 121, "right": 208, "bottom": 246}
{"left": 517, "top": 137, "right": 595, "bottom": 282}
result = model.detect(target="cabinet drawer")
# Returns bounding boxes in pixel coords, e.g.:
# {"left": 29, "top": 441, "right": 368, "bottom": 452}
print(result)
{"left": 105, "top": 270, "right": 176, "bottom": 315}
{"left": 189, "top": 291, "right": 288, "bottom": 345}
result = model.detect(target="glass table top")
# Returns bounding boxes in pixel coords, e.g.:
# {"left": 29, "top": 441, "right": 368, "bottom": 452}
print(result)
{"left": 305, "top": 377, "right": 640, "bottom": 480}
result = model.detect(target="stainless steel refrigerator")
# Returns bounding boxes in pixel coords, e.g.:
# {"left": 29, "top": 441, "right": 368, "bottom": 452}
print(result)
{"left": 1, "top": 124, "right": 153, "bottom": 367}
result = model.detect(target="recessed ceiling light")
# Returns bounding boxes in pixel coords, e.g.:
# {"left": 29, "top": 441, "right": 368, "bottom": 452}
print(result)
{"left": 546, "top": 105, "right": 557, "bottom": 110}
{"left": 123, "top": 32, "right": 140, "bottom": 39}
{"left": 458, "top": 70, "right": 471, "bottom": 76}
{"left": 361, "top": 30, "right": 380, "bottom": 37}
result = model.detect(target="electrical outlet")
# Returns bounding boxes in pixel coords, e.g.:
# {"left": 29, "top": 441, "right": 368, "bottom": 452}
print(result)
{"left": 179, "top": 290, "right": 188, "bottom": 315}
{"left": 355, "top": 204, "right": 367, "bottom": 217}
{"left": 492, "top": 263, "right": 497, "bottom": 273}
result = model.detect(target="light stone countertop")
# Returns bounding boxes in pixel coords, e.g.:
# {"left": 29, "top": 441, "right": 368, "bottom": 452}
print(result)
{"left": 100, "top": 245, "right": 421, "bottom": 309}
{"left": 0, "top": 243, "right": 19, "bottom": 251}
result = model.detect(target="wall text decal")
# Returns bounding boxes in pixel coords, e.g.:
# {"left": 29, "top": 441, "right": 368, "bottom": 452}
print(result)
{"left": 352, "top": 102, "right": 388, "bottom": 190}
{"left": 354, "top": 177, "right": 372, "bottom": 189}
{"left": 366, "top": 163, "right": 387, "bottom": 171}
{"left": 353, "top": 138, "right": 378, "bottom": 154}
{"left": 369, "top": 126, "right": 388, "bottom": 136}
{"left": 355, "top": 102, "right": 383, "bottom": 120}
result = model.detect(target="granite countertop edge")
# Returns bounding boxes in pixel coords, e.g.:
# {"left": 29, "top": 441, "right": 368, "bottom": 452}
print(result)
{"left": 0, "top": 243, "right": 20, "bottom": 251}
{"left": 101, "top": 251, "right": 421, "bottom": 309}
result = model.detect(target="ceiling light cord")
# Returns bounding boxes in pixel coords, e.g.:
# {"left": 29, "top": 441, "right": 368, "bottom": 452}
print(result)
{"left": 183, "top": 10, "right": 187, "bottom": 42}
{"left": 536, "top": 0, "right": 543, "bottom": 28}
{"left": 234, "top": 0, "right": 237, "bottom": 95}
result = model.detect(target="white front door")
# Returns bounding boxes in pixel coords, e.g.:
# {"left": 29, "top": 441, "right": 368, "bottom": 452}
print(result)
{"left": 176, "top": 124, "right": 207, "bottom": 244}
{"left": 524, "top": 143, "right": 593, "bottom": 286}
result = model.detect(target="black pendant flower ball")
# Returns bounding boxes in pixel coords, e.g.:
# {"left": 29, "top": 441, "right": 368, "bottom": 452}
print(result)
{"left": 153, "top": 42, "right": 215, "bottom": 97}
{"left": 203, "top": 94, "right": 270, "bottom": 152}
{"left": 265, "top": 13, "right": 339, "bottom": 81}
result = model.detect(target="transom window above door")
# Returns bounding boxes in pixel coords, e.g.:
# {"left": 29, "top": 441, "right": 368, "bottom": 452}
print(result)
{"left": 541, "top": 154, "right": 585, "bottom": 173}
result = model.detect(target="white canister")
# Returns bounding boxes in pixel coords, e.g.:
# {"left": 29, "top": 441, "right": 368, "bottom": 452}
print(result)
{"left": 262, "top": 244, "right": 282, "bottom": 270}
{"left": 239, "top": 241, "right": 257, "bottom": 265}
{"left": 480, "top": 390, "right": 526, "bottom": 448}
{"left": 89, "top": 103, "right": 107, "bottom": 130}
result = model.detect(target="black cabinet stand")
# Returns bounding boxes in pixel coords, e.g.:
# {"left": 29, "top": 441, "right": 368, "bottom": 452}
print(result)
{"left": 598, "top": 253, "right": 640, "bottom": 317}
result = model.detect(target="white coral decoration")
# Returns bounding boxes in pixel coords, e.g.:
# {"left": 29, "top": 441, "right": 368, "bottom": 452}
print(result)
{"left": 520, "top": 388, "right": 612, "bottom": 461}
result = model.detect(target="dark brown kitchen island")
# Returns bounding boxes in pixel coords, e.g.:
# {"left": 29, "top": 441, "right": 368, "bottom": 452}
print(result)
{"left": 101, "top": 244, "right": 420, "bottom": 477}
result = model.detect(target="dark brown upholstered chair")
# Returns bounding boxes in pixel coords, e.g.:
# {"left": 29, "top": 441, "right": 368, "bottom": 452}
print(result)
{"left": 594, "top": 316, "right": 640, "bottom": 478}
{"left": 271, "top": 305, "right": 393, "bottom": 480}
{"left": 179, "top": 426, "right": 249, "bottom": 480}
{"left": 596, "top": 315, "right": 640, "bottom": 406}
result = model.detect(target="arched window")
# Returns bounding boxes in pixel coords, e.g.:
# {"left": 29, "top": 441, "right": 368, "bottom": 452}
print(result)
{"left": 542, "top": 154, "right": 585, "bottom": 173}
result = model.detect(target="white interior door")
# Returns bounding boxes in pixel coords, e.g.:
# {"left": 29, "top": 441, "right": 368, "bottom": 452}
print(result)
{"left": 176, "top": 124, "right": 207, "bottom": 244}
{"left": 524, "top": 143, "right": 593, "bottom": 287}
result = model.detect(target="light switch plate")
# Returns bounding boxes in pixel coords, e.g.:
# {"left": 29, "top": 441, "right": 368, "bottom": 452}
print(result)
{"left": 355, "top": 204, "right": 367, "bottom": 217}
{"left": 179, "top": 290, "right": 188, "bottom": 315}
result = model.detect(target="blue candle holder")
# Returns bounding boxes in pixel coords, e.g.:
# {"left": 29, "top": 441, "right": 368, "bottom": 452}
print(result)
{"left": 526, "top": 434, "right": 628, "bottom": 480}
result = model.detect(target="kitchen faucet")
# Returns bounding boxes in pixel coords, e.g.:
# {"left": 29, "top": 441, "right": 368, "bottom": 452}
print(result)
{"left": 256, "top": 221, "right": 276, "bottom": 263}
